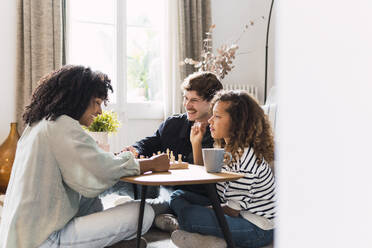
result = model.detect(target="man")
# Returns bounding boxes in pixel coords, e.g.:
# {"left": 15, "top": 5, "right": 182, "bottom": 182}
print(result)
{"left": 123, "top": 71, "right": 223, "bottom": 230}
{"left": 132, "top": 71, "right": 222, "bottom": 165}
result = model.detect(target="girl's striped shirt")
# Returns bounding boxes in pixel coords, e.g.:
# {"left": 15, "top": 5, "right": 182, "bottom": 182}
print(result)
{"left": 216, "top": 146, "right": 276, "bottom": 230}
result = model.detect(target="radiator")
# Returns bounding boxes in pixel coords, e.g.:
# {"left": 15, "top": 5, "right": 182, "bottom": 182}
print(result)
{"left": 223, "top": 84, "right": 259, "bottom": 101}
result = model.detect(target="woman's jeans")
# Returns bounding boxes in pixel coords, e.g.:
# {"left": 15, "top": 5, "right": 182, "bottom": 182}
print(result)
{"left": 39, "top": 196, "right": 154, "bottom": 248}
{"left": 170, "top": 189, "right": 273, "bottom": 248}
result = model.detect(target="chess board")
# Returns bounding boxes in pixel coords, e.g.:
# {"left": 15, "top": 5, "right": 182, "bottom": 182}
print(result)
{"left": 140, "top": 149, "right": 189, "bottom": 170}
{"left": 142, "top": 149, "right": 190, "bottom": 170}
{"left": 169, "top": 161, "right": 189, "bottom": 170}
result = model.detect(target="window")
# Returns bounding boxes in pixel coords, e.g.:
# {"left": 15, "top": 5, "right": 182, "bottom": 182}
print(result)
{"left": 67, "top": 0, "right": 165, "bottom": 119}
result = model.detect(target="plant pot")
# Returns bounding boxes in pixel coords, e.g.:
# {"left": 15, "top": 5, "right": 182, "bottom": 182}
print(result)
{"left": 0, "top": 123, "right": 20, "bottom": 193}
{"left": 88, "top": 131, "right": 110, "bottom": 152}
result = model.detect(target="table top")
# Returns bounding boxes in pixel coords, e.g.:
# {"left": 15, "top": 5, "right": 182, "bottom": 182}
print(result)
{"left": 121, "top": 164, "right": 244, "bottom": 186}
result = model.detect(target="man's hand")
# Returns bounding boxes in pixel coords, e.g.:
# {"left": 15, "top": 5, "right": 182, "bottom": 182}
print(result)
{"left": 116, "top": 146, "right": 138, "bottom": 158}
{"left": 190, "top": 122, "right": 208, "bottom": 145}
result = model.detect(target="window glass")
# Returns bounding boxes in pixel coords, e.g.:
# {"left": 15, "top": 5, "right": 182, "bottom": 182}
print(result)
{"left": 67, "top": 0, "right": 165, "bottom": 106}
{"left": 126, "top": 0, "right": 164, "bottom": 102}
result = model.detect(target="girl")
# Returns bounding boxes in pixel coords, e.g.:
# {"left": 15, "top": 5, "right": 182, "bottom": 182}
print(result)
{"left": 0, "top": 65, "right": 169, "bottom": 248}
{"left": 170, "top": 90, "right": 275, "bottom": 248}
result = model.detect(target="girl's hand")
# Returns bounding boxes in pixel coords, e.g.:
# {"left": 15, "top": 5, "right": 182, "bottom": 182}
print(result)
{"left": 190, "top": 122, "right": 207, "bottom": 145}
{"left": 221, "top": 205, "right": 240, "bottom": 217}
{"left": 206, "top": 204, "right": 240, "bottom": 217}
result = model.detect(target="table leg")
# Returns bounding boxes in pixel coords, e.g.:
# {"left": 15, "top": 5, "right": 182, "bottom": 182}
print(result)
{"left": 132, "top": 183, "right": 138, "bottom": 200}
{"left": 136, "top": 185, "right": 147, "bottom": 248}
{"left": 205, "top": 183, "right": 236, "bottom": 248}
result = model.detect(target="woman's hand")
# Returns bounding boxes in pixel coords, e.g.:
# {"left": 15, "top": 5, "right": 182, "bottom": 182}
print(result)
{"left": 138, "top": 153, "right": 170, "bottom": 174}
{"left": 190, "top": 122, "right": 207, "bottom": 145}
{"left": 150, "top": 153, "right": 170, "bottom": 172}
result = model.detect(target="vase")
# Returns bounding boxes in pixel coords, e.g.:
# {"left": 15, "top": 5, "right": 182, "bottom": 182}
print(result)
{"left": 88, "top": 131, "right": 110, "bottom": 152}
{"left": 0, "top": 123, "right": 20, "bottom": 193}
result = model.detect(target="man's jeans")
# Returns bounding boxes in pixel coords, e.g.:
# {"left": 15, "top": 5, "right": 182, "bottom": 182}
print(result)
{"left": 40, "top": 196, "right": 154, "bottom": 248}
{"left": 170, "top": 189, "right": 273, "bottom": 248}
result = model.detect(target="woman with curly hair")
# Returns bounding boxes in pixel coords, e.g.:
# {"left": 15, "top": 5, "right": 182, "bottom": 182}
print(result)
{"left": 0, "top": 65, "right": 169, "bottom": 248}
{"left": 170, "top": 90, "right": 275, "bottom": 248}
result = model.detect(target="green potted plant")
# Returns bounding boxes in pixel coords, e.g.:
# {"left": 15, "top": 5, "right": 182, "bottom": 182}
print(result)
{"left": 85, "top": 110, "right": 120, "bottom": 151}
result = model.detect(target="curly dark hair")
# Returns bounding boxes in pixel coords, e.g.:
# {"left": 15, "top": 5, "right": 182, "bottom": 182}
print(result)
{"left": 181, "top": 71, "right": 223, "bottom": 101}
{"left": 23, "top": 65, "right": 113, "bottom": 125}
{"left": 211, "top": 90, "right": 274, "bottom": 165}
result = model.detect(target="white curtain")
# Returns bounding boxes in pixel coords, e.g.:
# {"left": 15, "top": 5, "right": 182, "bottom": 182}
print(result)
{"left": 162, "top": 0, "right": 212, "bottom": 118}
{"left": 162, "top": 0, "right": 182, "bottom": 118}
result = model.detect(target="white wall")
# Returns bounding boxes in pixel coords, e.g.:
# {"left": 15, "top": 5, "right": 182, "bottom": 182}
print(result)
{"left": 211, "top": 0, "right": 275, "bottom": 104}
{"left": 0, "top": 0, "right": 17, "bottom": 142}
{"left": 276, "top": 0, "right": 372, "bottom": 247}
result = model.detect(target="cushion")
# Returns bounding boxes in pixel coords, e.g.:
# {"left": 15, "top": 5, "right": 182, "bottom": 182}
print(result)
{"left": 261, "top": 103, "right": 277, "bottom": 134}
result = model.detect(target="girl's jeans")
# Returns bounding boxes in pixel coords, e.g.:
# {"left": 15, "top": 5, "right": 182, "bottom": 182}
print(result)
{"left": 39, "top": 196, "right": 154, "bottom": 248}
{"left": 170, "top": 189, "right": 273, "bottom": 248}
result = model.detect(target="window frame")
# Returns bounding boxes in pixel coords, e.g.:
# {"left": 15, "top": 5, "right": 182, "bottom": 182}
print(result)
{"left": 66, "top": 0, "right": 165, "bottom": 120}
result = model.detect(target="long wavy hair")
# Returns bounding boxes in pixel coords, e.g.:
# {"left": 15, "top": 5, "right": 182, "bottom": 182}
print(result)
{"left": 211, "top": 90, "right": 274, "bottom": 165}
{"left": 23, "top": 65, "right": 113, "bottom": 125}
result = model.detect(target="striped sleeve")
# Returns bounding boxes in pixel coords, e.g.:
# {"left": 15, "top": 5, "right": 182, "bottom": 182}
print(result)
{"left": 217, "top": 147, "right": 276, "bottom": 220}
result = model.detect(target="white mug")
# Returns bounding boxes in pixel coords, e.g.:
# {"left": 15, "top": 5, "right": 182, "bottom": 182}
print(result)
{"left": 202, "top": 148, "right": 232, "bottom": 173}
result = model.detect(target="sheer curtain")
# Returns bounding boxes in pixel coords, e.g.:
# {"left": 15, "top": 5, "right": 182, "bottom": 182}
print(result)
{"left": 163, "top": 0, "right": 212, "bottom": 118}
{"left": 15, "top": 0, "right": 64, "bottom": 132}
{"left": 162, "top": 0, "right": 182, "bottom": 117}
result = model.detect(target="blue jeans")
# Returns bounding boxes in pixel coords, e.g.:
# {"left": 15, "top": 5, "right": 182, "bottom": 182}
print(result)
{"left": 39, "top": 196, "right": 154, "bottom": 248}
{"left": 170, "top": 189, "right": 273, "bottom": 248}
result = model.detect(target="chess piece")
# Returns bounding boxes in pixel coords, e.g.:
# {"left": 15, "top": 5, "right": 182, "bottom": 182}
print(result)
{"left": 169, "top": 153, "right": 189, "bottom": 170}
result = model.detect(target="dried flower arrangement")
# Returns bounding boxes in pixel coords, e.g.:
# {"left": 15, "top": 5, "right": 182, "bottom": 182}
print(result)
{"left": 184, "top": 18, "right": 264, "bottom": 79}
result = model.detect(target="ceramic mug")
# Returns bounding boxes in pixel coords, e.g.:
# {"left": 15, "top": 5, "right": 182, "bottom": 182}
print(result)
{"left": 202, "top": 148, "right": 232, "bottom": 173}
